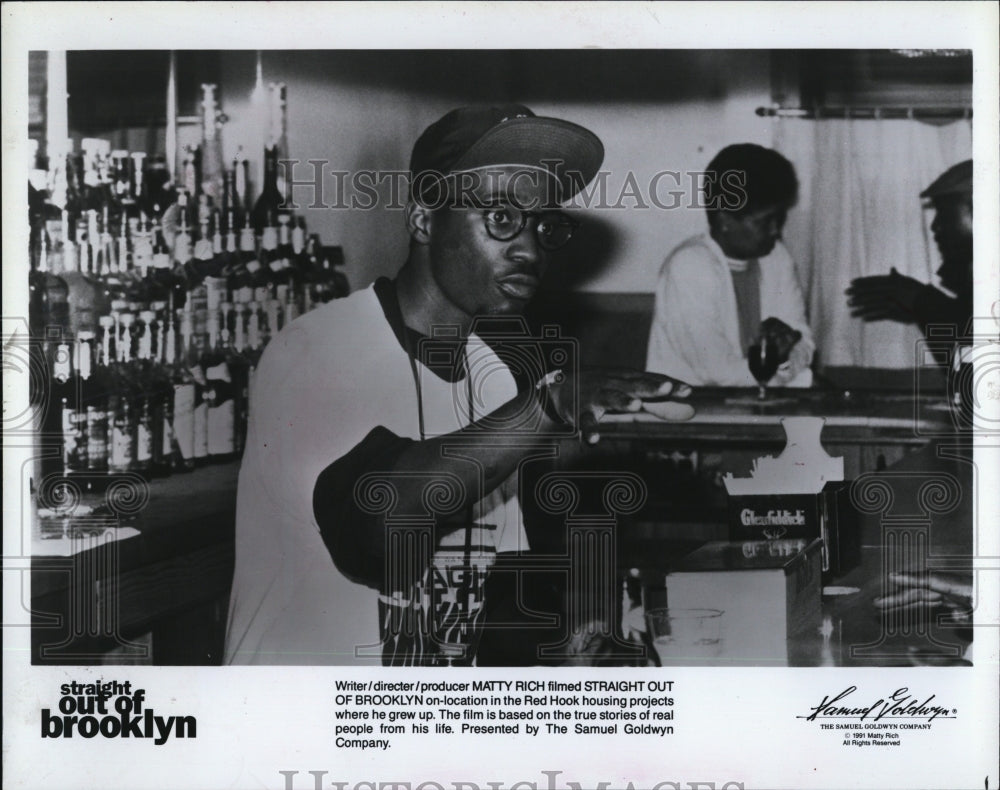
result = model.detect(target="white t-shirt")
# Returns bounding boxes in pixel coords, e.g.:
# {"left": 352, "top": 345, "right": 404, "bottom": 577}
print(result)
{"left": 646, "top": 233, "right": 815, "bottom": 387}
{"left": 224, "top": 283, "right": 526, "bottom": 665}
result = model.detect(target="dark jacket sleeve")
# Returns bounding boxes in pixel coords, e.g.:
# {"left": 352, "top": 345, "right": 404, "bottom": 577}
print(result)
{"left": 312, "top": 425, "right": 415, "bottom": 590}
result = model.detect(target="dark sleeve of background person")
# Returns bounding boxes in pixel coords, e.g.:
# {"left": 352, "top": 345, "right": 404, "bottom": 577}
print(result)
{"left": 913, "top": 288, "right": 972, "bottom": 340}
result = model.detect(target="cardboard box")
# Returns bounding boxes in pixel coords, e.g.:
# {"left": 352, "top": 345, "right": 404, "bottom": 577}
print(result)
{"left": 727, "top": 481, "right": 860, "bottom": 579}
{"left": 664, "top": 538, "right": 823, "bottom": 666}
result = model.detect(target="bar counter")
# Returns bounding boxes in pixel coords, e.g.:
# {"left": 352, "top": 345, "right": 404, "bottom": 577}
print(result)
{"left": 603, "top": 386, "right": 955, "bottom": 446}
{"left": 31, "top": 462, "right": 239, "bottom": 665}
{"left": 30, "top": 386, "right": 971, "bottom": 666}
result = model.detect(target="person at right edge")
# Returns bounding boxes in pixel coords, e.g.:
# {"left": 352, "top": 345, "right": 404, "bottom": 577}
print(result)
{"left": 845, "top": 159, "right": 973, "bottom": 343}
{"left": 846, "top": 160, "right": 975, "bottom": 661}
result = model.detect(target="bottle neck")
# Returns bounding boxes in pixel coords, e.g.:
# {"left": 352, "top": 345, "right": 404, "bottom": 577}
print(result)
{"left": 100, "top": 325, "right": 113, "bottom": 366}
{"left": 77, "top": 340, "right": 93, "bottom": 380}
{"left": 247, "top": 306, "right": 261, "bottom": 350}
{"left": 137, "top": 325, "right": 153, "bottom": 361}
{"left": 53, "top": 343, "right": 72, "bottom": 382}
{"left": 37, "top": 231, "right": 50, "bottom": 273}
{"left": 164, "top": 319, "right": 177, "bottom": 365}
{"left": 234, "top": 159, "right": 248, "bottom": 207}
{"left": 262, "top": 146, "right": 280, "bottom": 192}
{"left": 207, "top": 311, "right": 220, "bottom": 351}
{"left": 118, "top": 319, "right": 134, "bottom": 363}
{"left": 233, "top": 306, "right": 246, "bottom": 352}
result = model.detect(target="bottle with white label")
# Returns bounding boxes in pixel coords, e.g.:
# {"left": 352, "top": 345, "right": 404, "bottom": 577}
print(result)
{"left": 166, "top": 306, "right": 195, "bottom": 472}
{"left": 203, "top": 305, "right": 236, "bottom": 461}
{"left": 108, "top": 394, "right": 134, "bottom": 474}
{"left": 183, "top": 304, "right": 209, "bottom": 467}
{"left": 134, "top": 397, "right": 154, "bottom": 473}
{"left": 87, "top": 317, "right": 115, "bottom": 473}
{"left": 61, "top": 333, "right": 95, "bottom": 476}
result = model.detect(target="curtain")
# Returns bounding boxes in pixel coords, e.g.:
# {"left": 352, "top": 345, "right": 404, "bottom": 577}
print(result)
{"left": 774, "top": 117, "right": 972, "bottom": 369}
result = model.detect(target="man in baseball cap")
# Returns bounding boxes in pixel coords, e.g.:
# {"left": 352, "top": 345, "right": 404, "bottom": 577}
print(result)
{"left": 846, "top": 159, "right": 973, "bottom": 338}
{"left": 226, "top": 105, "right": 694, "bottom": 667}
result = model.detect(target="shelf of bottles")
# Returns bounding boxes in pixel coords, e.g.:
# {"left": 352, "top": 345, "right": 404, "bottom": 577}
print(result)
{"left": 29, "top": 81, "right": 349, "bottom": 494}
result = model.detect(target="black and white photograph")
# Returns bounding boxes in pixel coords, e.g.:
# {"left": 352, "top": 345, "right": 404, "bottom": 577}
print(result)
{"left": 4, "top": 3, "right": 998, "bottom": 789}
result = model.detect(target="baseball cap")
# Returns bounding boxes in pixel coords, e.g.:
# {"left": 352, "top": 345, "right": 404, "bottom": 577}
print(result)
{"left": 921, "top": 159, "right": 972, "bottom": 199}
{"left": 409, "top": 104, "right": 604, "bottom": 205}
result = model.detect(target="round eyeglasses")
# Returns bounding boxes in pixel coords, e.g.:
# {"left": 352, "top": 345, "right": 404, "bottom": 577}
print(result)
{"left": 480, "top": 205, "right": 579, "bottom": 251}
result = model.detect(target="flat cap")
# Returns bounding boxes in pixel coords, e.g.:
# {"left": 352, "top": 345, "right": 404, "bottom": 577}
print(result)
{"left": 920, "top": 159, "right": 972, "bottom": 199}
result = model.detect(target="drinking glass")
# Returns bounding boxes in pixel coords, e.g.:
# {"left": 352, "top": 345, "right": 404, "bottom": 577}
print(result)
{"left": 747, "top": 336, "right": 780, "bottom": 400}
{"left": 644, "top": 608, "right": 724, "bottom": 665}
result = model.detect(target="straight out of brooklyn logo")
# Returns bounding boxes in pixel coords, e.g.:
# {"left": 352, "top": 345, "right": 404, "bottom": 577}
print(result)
{"left": 41, "top": 681, "right": 197, "bottom": 745}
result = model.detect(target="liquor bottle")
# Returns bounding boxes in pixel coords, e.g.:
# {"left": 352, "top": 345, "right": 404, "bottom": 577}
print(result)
{"left": 291, "top": 215, "right": 307, "bottom": 258}
{"left": 253, "top": 229, "right": 278, "bottom": 312}
{"left": 79, "top": 138, "right": 106, "bottom": 212}
{"left": 108, "top": 396, "right": 134, "bottom": 474}
{"left": 221, "top": 170, "right": 236, "bottom": 229}
{"left": 111, "top": 150, "right": 133, "bottom": 213}
{"left": 56, "top": 339, "right": 88, "bottom": 478}
{"left": 144, "top": 311, "right": 171, "bottom": 478}
{"left": 172, "top": 195, "right": 194, "bottom": 267}
{"left": 202, "top": 304, "right": 236, "bottom": 461}
{"left": 282, "top": 280, "right": 301, "bottom": 328}
{"left": 232, "top": 149, "right": 250, "bottom": 228}
{"left": 29, "top": 223, "right": 71, "bottom": 338}
{"left": 200, "top": 84, "right": 225, "bottom": 205}
{"left": 60, "top": 212, "right": 106, "bottom": 336}
{"left": 233, "top": 215, "right": 258, "bottom": 301}
{"left": 182, "top": 304, "right": 210, "bottom": 466}
{"left": 65, "top": 144, "right": 86, "bottom": 217}
{"left": 250, "top": 145, "right": 287, "bottom": 233}
{"left": 298, "top": 233, "right": 322, "bottom": 312}
{"left": 244, "top": 301, "right": 265, "bottom": 365}
{"left": 165, "top": 304, "right": 196, "bottom": 472}
{"left": 116, "top": 212, "right": 132, "bottom": 277}
{"left": 87, "top": 317, "right": 115, "bottom": 474}
{"left": 134, "top": 397, "right": 154, "bottom": 474}
{"left": 135, "top": 309, "right": 156, "bottom": 381}
{"left": 85, "top": 209, "right": 103, "bottom": 277}
{"left": 93, "top": 139, "right": 117, "bottom": 217}
{"left": 151, "top": 219, "right": 188, "bottom": 311}
{"left": 273, "top": 214, "right": 297, "bottom": 296}
{"left": 222, "top": 301, "right": 251, "bottom": 456}
{"left": 181, "top": 145, "right": 201, "bottom": 204}
{"left": 190, "top": 214, "right": 216, "bottom": 281}
{"left": 141, "top": 154, "right": 174, "bottom": 218}
{"left": 129, "top": 152, "right": 146, "bottom": 219}
{"left": 263, "top": 291, "right": 281, "bottom": 346}
{"left": 96, "top": 206, "right": 117, "bottom": 277}
{"left": 211, "top": 210, "right": 225, "bottom": 265}
{"left": 132, "top": 214, "right": 155, "bottom": 276}
{"left": 268, "top": 82, "right": 289, "bottom": 198}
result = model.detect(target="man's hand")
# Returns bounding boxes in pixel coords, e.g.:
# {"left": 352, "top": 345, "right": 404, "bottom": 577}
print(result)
{"left": 758, "top": 317, "right": 808, "bottom": 386}
{"left": 549, "top": 368, "right": 694, "bottom": 444}
{"left": 759, "top": 317, "right": 802, "bottom": 363}
{"left": 873, "top": 572, "right": 972, "bottom": 621}
{"left": 845, "top": 268, "right": 930, "bottom": 325}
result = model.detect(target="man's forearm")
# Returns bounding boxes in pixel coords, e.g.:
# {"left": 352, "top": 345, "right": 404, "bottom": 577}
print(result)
{"left": 386, "top": 386, "right": 561, "bottom": 516}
